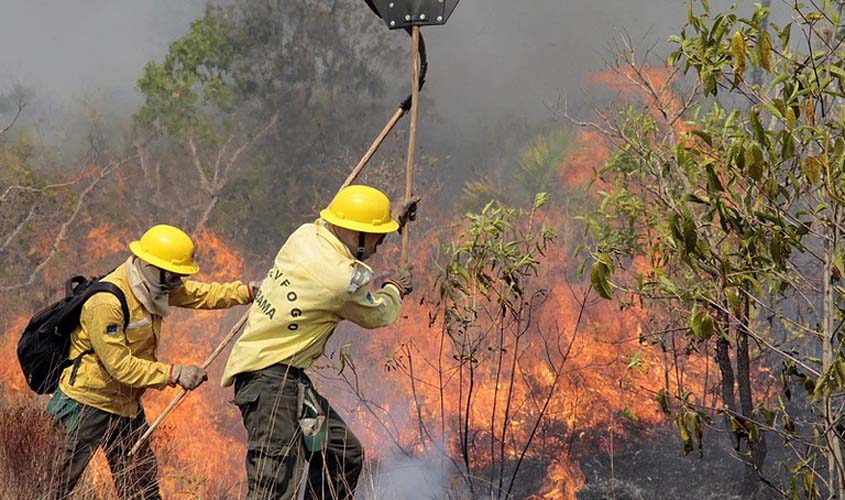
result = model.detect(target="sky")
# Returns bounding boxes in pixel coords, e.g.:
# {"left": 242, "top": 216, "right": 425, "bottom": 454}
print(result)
{"left": 0, "top": 0, "right": 780, "bottom": 129}
{"left": 0, "top": 1, "right": 204, "bottom": 104}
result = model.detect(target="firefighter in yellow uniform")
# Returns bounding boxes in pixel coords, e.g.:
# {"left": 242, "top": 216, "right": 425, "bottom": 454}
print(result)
{"left": 222, "top": 185, "right": 415, "bottom": 500}
{"left": 48, "top": 225, "right": 255, "bottom": 500}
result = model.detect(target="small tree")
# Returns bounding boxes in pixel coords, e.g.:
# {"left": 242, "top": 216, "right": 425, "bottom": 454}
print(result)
{"left": 582, "top": 1, "right": 845, "bottom": 496}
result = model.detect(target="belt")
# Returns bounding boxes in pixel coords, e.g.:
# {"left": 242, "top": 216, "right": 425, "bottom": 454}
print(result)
{"left": 263, "top": 362, "right": 307, "bottom": 380}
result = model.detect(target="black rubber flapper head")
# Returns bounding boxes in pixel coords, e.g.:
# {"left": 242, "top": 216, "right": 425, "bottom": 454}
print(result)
{"left": 365, "top": 0, "right": 460, "bottom": 29}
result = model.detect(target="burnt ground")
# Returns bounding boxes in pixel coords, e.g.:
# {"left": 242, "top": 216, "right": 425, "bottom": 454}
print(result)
{"left": 577, "top": 424, "right": 789, "bottom": 500}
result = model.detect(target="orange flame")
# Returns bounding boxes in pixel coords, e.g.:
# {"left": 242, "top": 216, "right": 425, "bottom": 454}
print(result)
{"left": 558, "top": 129, "right": 610, "bottom": 190}
{"left": 0, "top": 212, "right": 713, "bottom": 498}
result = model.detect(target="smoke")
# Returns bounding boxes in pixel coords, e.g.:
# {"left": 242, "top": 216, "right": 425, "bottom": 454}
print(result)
{"left": 0, "top": 0, "right": 789, "bottom": 129}
{"left": 0, "top": 0, "right": 204, "bottom": 102}
{"left": 365, "top": 450, "right": 449, "bottom": 500}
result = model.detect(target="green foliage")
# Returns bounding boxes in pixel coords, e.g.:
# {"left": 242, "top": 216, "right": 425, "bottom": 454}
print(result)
{"left": 440, "top": 199, "right": 556, "bottom": 308}
{"left": 135, "top": 6, "right": 238, "bottom": 140}
{"left": 433, "top": 197, "right": 561, "bottom": 497}
{"left": 585, "top": 0, "right": 845, "bottom": 493}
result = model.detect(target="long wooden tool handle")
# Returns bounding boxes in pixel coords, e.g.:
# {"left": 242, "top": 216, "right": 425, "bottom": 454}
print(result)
{"left": 340, "top": 106, "right": 406, "bottom": 192}
{"left": 400, "top": 25, "right": 421, "bottom": 266}
{"left": 128, "top": 313, "right": 248, "bottom": 456}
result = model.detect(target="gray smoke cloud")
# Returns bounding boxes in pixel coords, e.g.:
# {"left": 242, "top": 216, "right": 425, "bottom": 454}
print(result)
{"left": 0, "top": 0, "right": 204, "bottom": 103}
{"left": 366, "top": 450, "right": 449, "bottom": 499}
{"left": 0, "top": 0, "right": 786, "bottom": 130}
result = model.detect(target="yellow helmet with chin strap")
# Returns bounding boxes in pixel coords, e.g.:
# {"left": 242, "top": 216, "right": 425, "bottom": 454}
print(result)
{"left": 320, "top": 185, "right": 399, "bottom": 234}
{"left": 129, "top": 224, "right": 200, "bottom": 275}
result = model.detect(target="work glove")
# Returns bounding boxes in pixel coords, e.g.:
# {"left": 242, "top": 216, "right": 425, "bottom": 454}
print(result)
{"left": 170, "top": 365, "right": 208, "bottom": 390}
{"left": 392, "top": 195, "right": 420, "bottom": 234}
{"left": 248, "top": 280, "right": 262, "bottom": 301}
{"left": 383, "top": 265, "right": 414, "bottom": 297}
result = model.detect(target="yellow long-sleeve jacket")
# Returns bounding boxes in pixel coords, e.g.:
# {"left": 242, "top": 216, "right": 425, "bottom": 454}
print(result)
{"left": 59, "top": 262, "right": 252, "bottom": 417}
{"left": 221, "top": 220, "right": 403, "bottom": 387}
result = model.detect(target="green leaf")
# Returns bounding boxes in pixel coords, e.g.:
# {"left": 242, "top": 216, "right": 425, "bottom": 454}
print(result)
{"left": 690, "top": 129, "right": 713, "bottom": 146}
{"left": 699, "top": 313, "right": 714, "bottom": 340}
{"left": 771, "top": 232, "right": 784, "bottom": 266}
{"left": 684, "top": 193, "right": 711, "bottom": 204}
{"left": 803, "top": 155, "right": 824, "bottom": 185}
{"left": 785, "top": 106, "right": 796, "bottom": 129}
{"left": 656, "top": 388, "right": 672, "bottom": 416}
{"left": 805, "top": 12, "right": 825, "bottom": 23}
{"left": 726, "top": 288, "right": 741, "bottom": 315}
{"left": 803, "top": 470, "right": 817, "bottom": 498}
{"left": 750, "top": 108, "right": 767, "bottom": 146}
{"left": 706, "top": 164, "right": 724, "bottom": 193}
{"left": 780, "top": 130, "right": 795, "bottom": 161}
{"left": 805, "top": 99, "right": 815, "bottom": 126}
{"left": 622, "top": 405, "right": 639, "bottom": 421}
{"left": 758, "top": 30, "right": 772, "bottom": 71}
{"left": 683, "top": 216, "right": 698, "bottom": 253}
{"left": 627, "top": 350, "right": 643, "bottom": 370}
{"left": 834, "top": 137, "right": 845, "bottom": 165}
{"left": 533, "top": 192, "right": 550, "bottom": 209}
{"left": 778, "top": 23, "right": 791, "bottom": 49}
{"left": 676, "top": 413, "right": 693, "bottom": 455}
{"left": 576, "top": 259, "right": 587, "bottom": 280}
{"left": 590, "top": 260, "right": 614, "bottom": 300}
{"left": 731, "top": 31, "right": 746, "bottom": 84}
{"left": 689, "top": 311, "right": 715, "bottom": 340}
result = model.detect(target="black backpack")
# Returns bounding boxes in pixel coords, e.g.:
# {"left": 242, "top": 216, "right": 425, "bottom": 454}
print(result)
{"left": 17, "top": 275, "right": 129, "bottom": 394}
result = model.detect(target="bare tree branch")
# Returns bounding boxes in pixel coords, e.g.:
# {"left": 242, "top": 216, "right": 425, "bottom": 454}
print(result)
{"left": 192, "top": 112, "right": 280, "bottom": 233}
{"left": 0, "top": 97, "right": 25, "bottom": 138}
{"left": 0, "top": 205, "right": 36, "bottom": 253}
{"left": 0, "top": 157, "right": 131, "bottom": 291}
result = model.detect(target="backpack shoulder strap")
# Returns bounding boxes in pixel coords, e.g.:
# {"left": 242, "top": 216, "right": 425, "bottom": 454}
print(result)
{"left": 66, "top": 281, "right": 130, "bottom": 386}
{"left": 86, "top": 282, "right": 130, "bottom": 330}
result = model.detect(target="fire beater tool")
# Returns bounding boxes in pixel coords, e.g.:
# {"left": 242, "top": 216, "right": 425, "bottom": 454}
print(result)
{"left": 362, "top": 0, "right": 460, "bottom": 263}
{"left": 129, "top": 0, "right": 460, "bottom": 457}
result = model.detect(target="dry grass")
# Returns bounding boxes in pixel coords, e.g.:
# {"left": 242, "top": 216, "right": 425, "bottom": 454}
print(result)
{"left": 0, "top": 396, "right": 113, "bottom": 500}
{"left": 0, "top": 398, "right": 64, "bottom": 499}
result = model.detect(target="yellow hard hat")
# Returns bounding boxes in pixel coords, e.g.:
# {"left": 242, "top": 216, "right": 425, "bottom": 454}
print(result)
{"left": 129, "top": 224, "right": 200, "bottom": 275}
{"left": 320, "top": 185, "right": 399, "bottom": 234}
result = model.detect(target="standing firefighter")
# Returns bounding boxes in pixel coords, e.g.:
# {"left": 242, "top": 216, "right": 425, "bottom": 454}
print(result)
{"left": 49, "top": 224, "right": 255, "bottom": 499}
{"left": 222, "top": 185, "right": 416, "bottom": 499}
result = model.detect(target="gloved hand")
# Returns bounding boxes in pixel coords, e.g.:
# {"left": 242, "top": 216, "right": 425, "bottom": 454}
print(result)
{"left": 383, "top": 265, "right": 413, "bottom": 297}
{"left": 170, "top": 365, "right": 208, "bottom": 390}
{"left": 392, "top": 195, "right": 420, "bottom": 234}
{"left": 249, "top": 280, "right": 262, "bottom": 301}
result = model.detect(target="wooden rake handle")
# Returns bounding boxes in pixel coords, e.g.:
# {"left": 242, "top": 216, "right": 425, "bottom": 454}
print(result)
{"left": 401, "top": 26, "right": 421, "bottom": 266}
{"left": 128, "top": 313, "right": 248, "bottom": 456}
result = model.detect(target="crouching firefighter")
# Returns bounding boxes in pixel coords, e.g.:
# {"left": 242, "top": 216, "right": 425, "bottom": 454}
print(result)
{"left": 49, "top": 224, "right": 255, "bottom": 500}
{"left": 222, "top": 185, "right": 416, "bottom": 500}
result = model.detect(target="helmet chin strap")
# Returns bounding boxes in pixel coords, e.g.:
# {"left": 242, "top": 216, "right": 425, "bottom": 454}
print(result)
{"left": 356, "top": 232, "right": 366, "bottom": 261}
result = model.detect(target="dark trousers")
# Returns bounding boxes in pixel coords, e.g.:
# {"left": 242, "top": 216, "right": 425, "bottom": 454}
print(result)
{"left": 234, "top": 364, "right": 364, "bottom": 500}
{"left": 52, "top": 402, "right": 160, "bottom": 500}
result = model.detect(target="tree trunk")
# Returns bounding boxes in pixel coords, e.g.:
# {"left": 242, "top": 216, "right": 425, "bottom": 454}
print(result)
{"left": 737, "top": 288, "right": 767, "bottom": 475}
{"left": 823, "top": 209, "right": 845, "bottom": 498}
{"left": 716, "top": 307, "right": 738, "bottom": 449}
